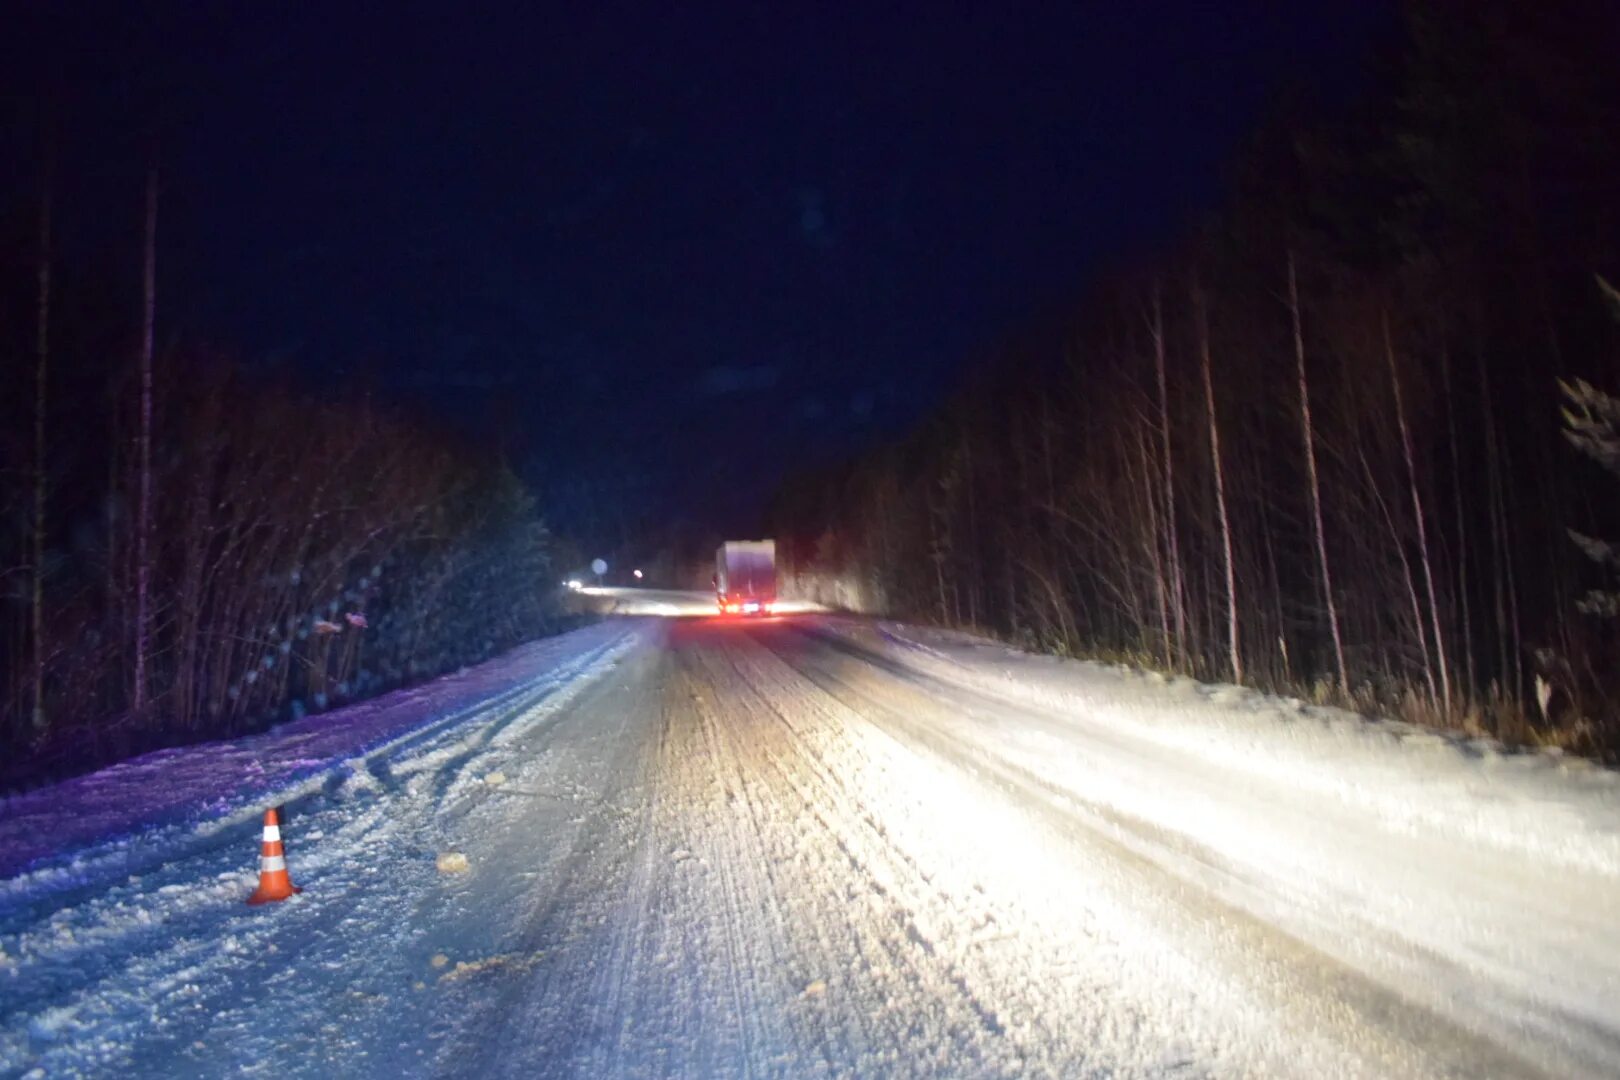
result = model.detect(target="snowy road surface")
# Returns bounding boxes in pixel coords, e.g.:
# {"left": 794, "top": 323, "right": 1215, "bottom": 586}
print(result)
{"left": 4, "top": 609, "right": 1620, "bottom": 1077}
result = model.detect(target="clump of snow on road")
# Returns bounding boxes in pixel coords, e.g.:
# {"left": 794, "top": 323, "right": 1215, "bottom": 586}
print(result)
{"left": 435, "top": 852, "right": 471, "bottom": 875}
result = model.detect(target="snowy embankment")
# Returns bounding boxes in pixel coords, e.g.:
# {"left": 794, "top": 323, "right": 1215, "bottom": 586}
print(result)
{"left": 849, "top": 619, "right": 1620, "bottom": 875}
{"left": 0, "top": 621, "right": 635, "bottom": 893}
{"left": 0, "top": 617, "right": 647, "bottom": 1078}
{"left": 808, "top": 617, "right": 1620, "bottom": 1074}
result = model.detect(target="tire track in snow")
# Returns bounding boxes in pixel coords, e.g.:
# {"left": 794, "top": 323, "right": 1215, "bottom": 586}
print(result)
{"left": 684, "top": 631, "right": 1052, "bottom": 1077}
{"left": 730, "top": 641, "right": 1101, "bottom": 1076}
{"left": 422, "top": 645, "right": 666, "bottom": 1075}
{"left": 441, "top": 623, "right": 801, "bottom": 1078}
{"left": 679, "top": 642, "right": 870, "bottom": 1076}
{"left": 652, "top": 649, "right": 790, "bottom": 1077}
{"left": 760, "top": 623, "right": 1568, "bottom": 1079}
{"left": 574, "top": 665, "right": 669, "bottom": 1080}
{"left": 799, "top": 622, "right": 1620, "bottom": 1075}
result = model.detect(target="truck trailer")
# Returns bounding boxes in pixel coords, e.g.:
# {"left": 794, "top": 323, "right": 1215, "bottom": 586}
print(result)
{"left": 714, "top": 540, "right": 777, "bottom": 615}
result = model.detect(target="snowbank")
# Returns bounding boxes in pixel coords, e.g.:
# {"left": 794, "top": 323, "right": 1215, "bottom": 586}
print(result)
{"left": 0, "top": 621, "right": 635, "bottom": 891}
{"left": 828, "top": 618, "right": 1620, "bottom": 876}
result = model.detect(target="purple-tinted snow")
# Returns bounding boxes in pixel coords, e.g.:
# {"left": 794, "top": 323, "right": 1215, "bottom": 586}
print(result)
{"left": 0, "top": 621, "right": 629, "bottom": 881}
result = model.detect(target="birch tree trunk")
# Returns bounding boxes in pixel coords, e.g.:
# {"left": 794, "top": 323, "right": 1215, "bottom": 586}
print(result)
{"left": 1439, "top": 339, "right": 1475, "bottom": 691}
{"left": 1195, "top": 281, "right": 1242, "bottom": 684}
{"left": 1360, "top": 445, "right": 1439, "bottom": 705}
{"left": 1136, "top": 426, "right": 1172, "bottom": 665}
{"left": 1287, "top": 251, "right": 1348, "bottom": 694}
{"left": 1151, "top": 282, "right": 1186, "bottom": 669}
{"left": 1383, "top": 308, "right": 1451, "bottom": 715}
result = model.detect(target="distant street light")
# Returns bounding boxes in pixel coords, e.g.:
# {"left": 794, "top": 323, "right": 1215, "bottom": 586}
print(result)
{"left": 633, "top": 568, "right": 644, "bottom": 580}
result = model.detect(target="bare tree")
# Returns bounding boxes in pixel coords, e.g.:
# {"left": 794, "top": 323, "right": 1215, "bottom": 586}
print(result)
{"left": 133, "top": 164, "right": 157, "bottom": 717}
{"left": 1559, "top": 373, "right": 1620, "bottom": 614}
{"left": 31, "top": 153, "right": 53, "bottom": 732}
{"left": 1358, "top": 443, "right": 1439, "bottom": 704}
{"left": 1288, "top": 251, "right": 1348, "bottom": 694}
{"left": 1383, "top": 308, "right": 1451, "bottom": 715}
{"left": 1195, "top": 280, "right": 1242, "bottom": 684}
{"left": 1439, "top": 339, "right": 1475, "bottom": 691}
{"left": 1150, "top": 281, "right": 1187, "bottom": 669}
{"left": 1134, "top": 424, "right": 1172, "bottom": 664}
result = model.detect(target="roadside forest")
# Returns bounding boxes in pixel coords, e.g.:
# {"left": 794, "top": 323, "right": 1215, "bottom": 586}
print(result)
{"left": 0, "top": 179, "right": 561, "bottom": 792}
{"left": 771, "top": 1, "right": 1620, "bottom": 755}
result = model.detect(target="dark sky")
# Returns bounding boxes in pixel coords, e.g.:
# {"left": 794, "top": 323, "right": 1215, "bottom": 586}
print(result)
{"left": 7, "top": 2, "right": 1392, "bottom": 543}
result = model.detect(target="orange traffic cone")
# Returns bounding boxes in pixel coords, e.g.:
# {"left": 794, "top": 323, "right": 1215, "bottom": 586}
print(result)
{"left": 246, "top": 807, "right": 301, "bottom": 905}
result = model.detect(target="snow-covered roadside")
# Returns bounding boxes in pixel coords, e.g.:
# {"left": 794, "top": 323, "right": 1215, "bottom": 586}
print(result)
{"left": 828, "top": 618, "right": 1620, "bottom": 872}
{"left": 0, "top": 620, "right": 649, "bottom": 1077}
{"left": 0, "top": 620, "right": 637, "bottom": 897}
{"left": 802, "top": 617, "right": 1620, "bottom": 1074}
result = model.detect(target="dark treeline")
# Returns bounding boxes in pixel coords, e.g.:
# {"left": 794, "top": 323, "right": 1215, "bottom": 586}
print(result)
{"left": 770, "top": 1, "right": 1620, "bottom": 755}
{"left": 1, "top": 178, "right": 562, "bottom": 793}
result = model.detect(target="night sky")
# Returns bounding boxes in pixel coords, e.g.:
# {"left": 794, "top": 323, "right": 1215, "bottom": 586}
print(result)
{"left": 7, "top": 2, "right": 1392, "bottom": 542}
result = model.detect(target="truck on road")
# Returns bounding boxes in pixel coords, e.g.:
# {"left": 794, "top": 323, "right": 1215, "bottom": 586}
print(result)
{"left": 714, "top": 540, "right": 777, "bottom": 615}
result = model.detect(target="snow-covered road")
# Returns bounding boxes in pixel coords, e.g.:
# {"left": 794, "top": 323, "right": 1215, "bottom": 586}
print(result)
{"left": 4, "top": 611, "right": 1620, "bottom": 1077}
